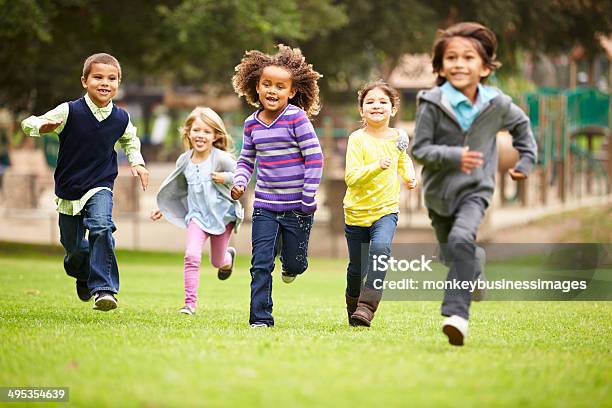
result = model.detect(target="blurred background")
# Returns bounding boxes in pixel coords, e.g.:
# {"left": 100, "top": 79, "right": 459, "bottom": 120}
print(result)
{"left": 0, "top": 0, "right": 611, "bottom": 256}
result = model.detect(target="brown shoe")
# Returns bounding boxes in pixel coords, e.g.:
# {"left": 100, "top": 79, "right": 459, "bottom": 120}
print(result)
{"left": 345, "top": 294, "right": 359, "bottom": 325}
{"left": 350, "top": 287, "right": 382, "bottom": 327}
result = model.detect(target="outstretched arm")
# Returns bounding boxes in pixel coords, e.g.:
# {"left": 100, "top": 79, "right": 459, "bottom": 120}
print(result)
{"left": 21, "top": 103, "right": 69, "bottom": 138}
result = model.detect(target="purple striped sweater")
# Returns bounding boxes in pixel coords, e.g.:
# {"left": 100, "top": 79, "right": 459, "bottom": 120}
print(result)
{"left": 233, "top": 104, "right": 324, "bottom": 213}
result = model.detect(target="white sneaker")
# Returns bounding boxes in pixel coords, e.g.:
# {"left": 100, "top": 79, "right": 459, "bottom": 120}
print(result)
{"left": 93, "top": 292, "right": 117, "bottom": 311}
{"left": 281, "top": 269, "right": 296, "bottom": 284}
{"left": 178, "top": 305, "right": 195, "bottom": 316}
{"left": 442, "top": 315, "right": 469, "bottom": 346}
{"left": 250, "top": 323, "right": 269, "bottom": 328}
{"left": 472, "top": 247, "right": 487, "bottom": 302}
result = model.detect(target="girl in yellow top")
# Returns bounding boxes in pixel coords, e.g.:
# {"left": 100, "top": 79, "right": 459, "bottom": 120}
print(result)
{"left": 344, "top": 80, "right": 417, "bottom": 327}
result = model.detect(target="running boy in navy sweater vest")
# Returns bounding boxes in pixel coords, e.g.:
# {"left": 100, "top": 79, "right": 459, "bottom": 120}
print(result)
{"left": 22, "top": 53, "right": 149, "bottom": 311}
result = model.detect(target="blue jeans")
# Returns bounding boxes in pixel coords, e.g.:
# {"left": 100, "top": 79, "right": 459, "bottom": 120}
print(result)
{"left": 345, "top": 213, "right": 398, "bottom": 298}
{"left": 249, "top": 208, "right": 314, "bottom": 326}
{"left": 58, "top": 189, "right": 119, "bottom": 295}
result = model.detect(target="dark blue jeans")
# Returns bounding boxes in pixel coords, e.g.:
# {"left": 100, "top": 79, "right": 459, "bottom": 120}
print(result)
{"left": 249, "top": 208, "right": 314, "bottom": 326}
{"left": 428, "top": 197, "right": 487, "bottom": 320}
{"left": 58, "top": 189, "right": 119, "bottom": 295}
{"left": 345, "top": 213, "right": 398, "bottom": 298}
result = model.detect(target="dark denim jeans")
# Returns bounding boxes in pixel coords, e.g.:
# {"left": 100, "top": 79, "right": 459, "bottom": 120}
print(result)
{"left": 58, "top": 189, "right": 119, "bottom": 295}
{"left": 345, "top": 213, "right": 398, "bottom": 298}
{"left": 249, "top": 208, "right": 314, "bottom": 326}
{"left": 428, "top": 197, "right": 487, "bottom": 320}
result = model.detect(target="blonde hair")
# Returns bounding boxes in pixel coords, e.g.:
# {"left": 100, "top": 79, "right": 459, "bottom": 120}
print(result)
{"left": 180, "top": 107, "right": 233, "bottom": 153}
{"left": 82, "top": 53, "right": 122, "bottom": 79}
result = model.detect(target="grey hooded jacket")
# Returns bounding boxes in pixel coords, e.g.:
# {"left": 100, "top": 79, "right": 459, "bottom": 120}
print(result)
{"left": 156, "top": 148, "right": 244, "bottom": 232}
{"left": 412, "top": 87, "right": 537, "bottom": 217}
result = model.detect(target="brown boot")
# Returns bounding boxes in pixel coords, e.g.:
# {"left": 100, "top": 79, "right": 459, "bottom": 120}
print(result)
{"left": 350, "top": 287, "right": 382, "bottom": 327}
{"left": 345, "top": 294, "right": 359, "bottom": 325}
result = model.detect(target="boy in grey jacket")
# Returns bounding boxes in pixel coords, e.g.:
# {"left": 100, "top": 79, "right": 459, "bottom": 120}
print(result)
{"left": 412, "top": 22, "right": 537, "bottom": 346}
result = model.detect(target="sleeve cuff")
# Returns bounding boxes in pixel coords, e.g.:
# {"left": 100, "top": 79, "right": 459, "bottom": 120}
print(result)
{"left": 233, "top": 178, "right": 247, "bottom": 188}
{"left": 447, "top": 146, "right": 464, "bottom": 168}
{"left": 301, "top": 202, "right": 317, "bottom": 214}
{"left": 514, "top": 158, "right": 534, "bottom": 175}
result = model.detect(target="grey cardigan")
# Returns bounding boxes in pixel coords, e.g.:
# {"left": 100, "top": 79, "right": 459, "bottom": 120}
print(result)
{"left": 156, "top": 148, "right": 244, "bottom": 232}
{"left": 412, "top": 87, "right": 537, "bottom": 217}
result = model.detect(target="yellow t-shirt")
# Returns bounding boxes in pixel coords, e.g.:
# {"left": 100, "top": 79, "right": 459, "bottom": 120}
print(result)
{"left": 343, "top": 128, "right": 416, "bottom": 227}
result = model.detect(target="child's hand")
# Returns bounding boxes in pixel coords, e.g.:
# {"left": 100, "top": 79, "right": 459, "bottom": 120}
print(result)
{"left": 211, "top": 172, "right": 224, "bottom": 184}
{"left": 508, "top": 168, "right": 527, "bottom": 180}
{"left": 231, "top": 185, "right": 245, "bottom": 200}
{"left": 39, "top": 119, "right": 63, "bottom": 134}
{"left": 460, "top": 147, "right": 483, "bottom": 174}
{"left": 131, "top": 165, "right": 149, "bottom": 191}
{"left": 150, "top": 209, "right": 162, "bottom": 221}
{"left": 379, "top": 156, "right": 392, "bottom": 170}
{"left": 406, "top": 179, "right": 418, "bottom": 190}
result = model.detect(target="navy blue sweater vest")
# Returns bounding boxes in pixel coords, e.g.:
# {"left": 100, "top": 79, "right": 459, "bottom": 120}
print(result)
{"left": 54, "top": 97, "right": 129, "bottom": 200}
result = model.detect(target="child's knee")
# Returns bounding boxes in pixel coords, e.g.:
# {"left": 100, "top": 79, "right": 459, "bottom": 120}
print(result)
{"left": 370, "top": 241, "right": 392, "bottom": 257}
{"left": 184, "top": 251, "right": 202, "bottom": 267}
{"left": 447, "top": 228, "right": 474, "bottom": 246}
{"left": 283, "top": 257, "right": 308, "bottom": 275}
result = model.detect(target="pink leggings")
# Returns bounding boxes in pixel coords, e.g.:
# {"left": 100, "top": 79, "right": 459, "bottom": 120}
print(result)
{"left": 184, "top": 220, "right": 233, "bottom": 308}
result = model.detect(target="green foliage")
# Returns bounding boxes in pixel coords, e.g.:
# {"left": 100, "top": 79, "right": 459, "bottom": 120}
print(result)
{"left": 301, "top": 0, "right": 439, "bottom": 97}
{"left": 2, "top": 0, "right": 611, "bottom": 117}
{"left": 152, "top": 0, "right": 346, "bottom": 85}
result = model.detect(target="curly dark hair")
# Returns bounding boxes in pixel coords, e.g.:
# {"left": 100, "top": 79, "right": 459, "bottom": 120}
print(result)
{"left": 431, "top": 22, "right": 502, "bottom": 86}
{"left": 232, "top": 44, "right": 322, "bottom": 116}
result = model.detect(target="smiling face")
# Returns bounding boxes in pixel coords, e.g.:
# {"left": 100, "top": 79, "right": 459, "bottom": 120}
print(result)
{"left": 359, "top": 87, "right": 397, "bottom": 127}
{"left": 81, "top": 63, "right": 120, "bottom": 108}
{"left": 188, "top": 117, "right": 217, "bottom": 156}
{"left": 256, "top": 65, "right": 295, "bottom": 116}
{"left": 440, "top": 37, "right": 491, "bottom": 100}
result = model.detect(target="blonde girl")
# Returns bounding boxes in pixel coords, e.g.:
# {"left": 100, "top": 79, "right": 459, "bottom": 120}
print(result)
{"left": 151, "top": 107, "right": 244, "bottom": 315}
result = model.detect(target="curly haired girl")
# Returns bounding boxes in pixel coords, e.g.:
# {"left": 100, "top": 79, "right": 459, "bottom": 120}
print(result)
{"left": 231, "top": 44, "right": 324, "bottom": 327}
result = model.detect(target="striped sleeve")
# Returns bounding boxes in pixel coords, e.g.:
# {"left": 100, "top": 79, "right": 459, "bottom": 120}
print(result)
{"left": 295, "top": 112, "right": 323, "bottom": 213}
{"left": 233, "top": 118, "right": 256, "bottom": 188}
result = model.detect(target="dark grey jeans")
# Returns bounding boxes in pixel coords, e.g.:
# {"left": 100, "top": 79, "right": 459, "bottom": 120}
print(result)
{"left": 428, "top": 197, "right": 487, "bottom": 320}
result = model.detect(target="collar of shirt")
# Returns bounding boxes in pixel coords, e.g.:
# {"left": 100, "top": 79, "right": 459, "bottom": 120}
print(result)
{"left": 440, "top": 82, "right": 498, "bottom": 111}
{"left": 84, "top": 93, "right": 114, "bottom": 121}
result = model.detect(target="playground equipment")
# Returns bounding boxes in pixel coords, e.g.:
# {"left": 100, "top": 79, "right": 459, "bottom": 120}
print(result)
{"left": 522, "top": 87, "right": 611, "bottom": 204}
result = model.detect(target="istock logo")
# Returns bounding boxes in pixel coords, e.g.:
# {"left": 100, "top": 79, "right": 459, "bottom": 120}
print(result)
{"left": 372, "top": 255, "right": 434, "bottom": 272}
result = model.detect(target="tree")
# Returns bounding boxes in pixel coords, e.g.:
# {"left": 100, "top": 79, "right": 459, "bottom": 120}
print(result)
{"left": 300, "top": 0, "right": 439, "bottom": 100}
{"left": 151, "top": 0, "right": 347, "bottom": 85}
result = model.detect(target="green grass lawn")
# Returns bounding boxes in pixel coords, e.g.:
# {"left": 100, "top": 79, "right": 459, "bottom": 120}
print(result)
{"left": 0, "top": 242, "right": 610, "bottom": 407}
